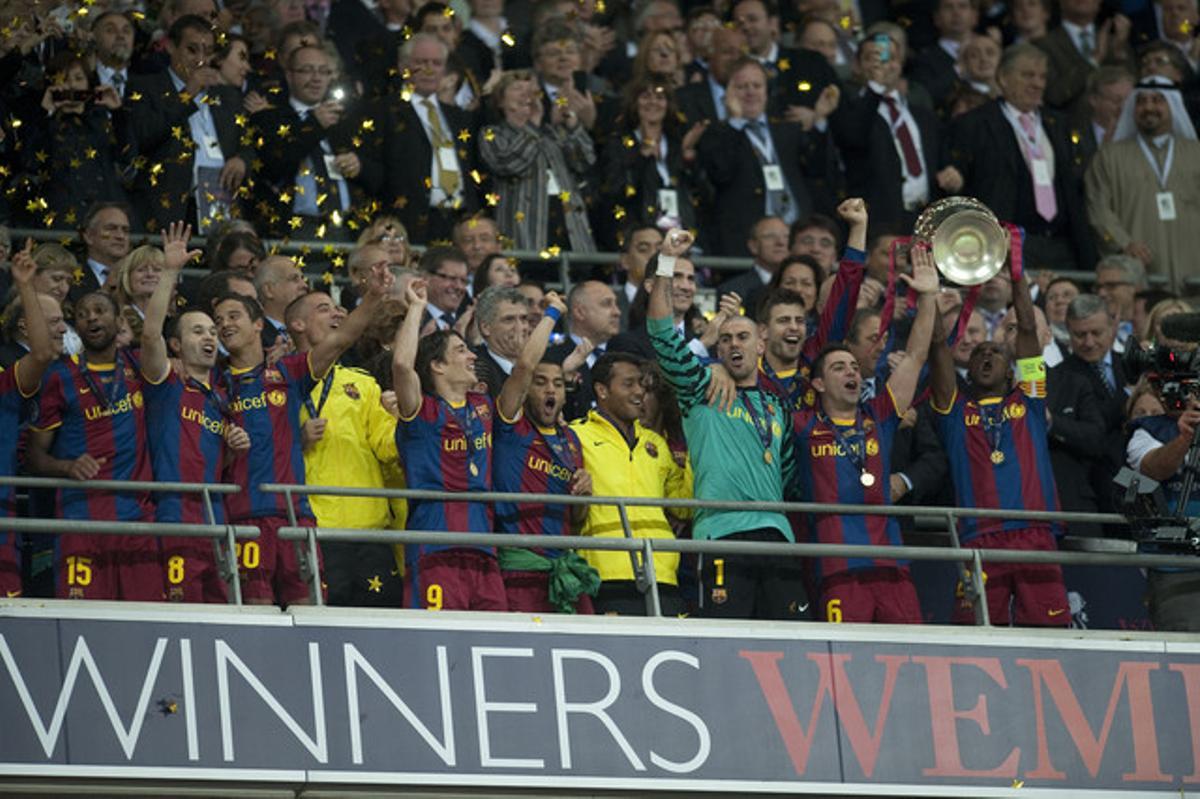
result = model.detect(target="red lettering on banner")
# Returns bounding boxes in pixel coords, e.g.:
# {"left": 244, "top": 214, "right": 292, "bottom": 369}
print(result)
{"left": 1018, "top": 659, "right": 1168, "bottom": 782}
{"left": 911, "top": 656, "right": 1019, "bottom": 779}
{"left": 738, "top": 650, "right": 906, "bottom": 778}
{"left": 1168, "top": 664, "right": 1200, "bottom": 783}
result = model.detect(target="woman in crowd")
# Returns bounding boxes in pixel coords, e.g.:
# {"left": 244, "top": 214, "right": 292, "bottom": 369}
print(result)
{"left": 358, "top": 216, "right": 413, "bottom": 268}
{"left": 113, "top": 245, "right": 165, "bottom": 339}
{"left": 472, "top": 253, "right": 520, "bottom": 296}
{"left": 214, "top": 33, "right": 270, "bottom": 114}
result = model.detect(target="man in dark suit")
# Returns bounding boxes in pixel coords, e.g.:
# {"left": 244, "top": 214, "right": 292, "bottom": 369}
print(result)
{"left": 716, "top": 216, "right": 789, "bottom": 314}
{"left": 906, "top": 0, "right": 978, "bottom": 109}
{"left": 833, "top": 32, "right": 948, "bottom": 234}
{"left": 472, "top": 285, "right": 532, "bottom": 397}
{"left": 609, "top": 256, "right": 704, "bottom": 361}
{"left": 1058, "top": 293, "right": 1129, "bottom": 518}
{"left": 1072, "top": 65, "right": 1136, "bottom": 169}
{"left": 728, "top": 0, "right": 838, "bottom": 116}
{"left": 547, "top": 280, "right": 621, "bottom": 421}
{"left": 1033, "top": 0, "right": 1135, "bottom": 115}
{"left": 696, "top": 58, "right": 838, "bottom": 258}
{"left": 90, "top": 10, "right": 135, "bottom": 99}
{"left": 326, "top": 0, "right": 391, "bottom": 85}
{"left": 383, "top": 33, "right": 480, "bottom": 246}
{"left": 943, "top": 43, "right": 1097, "bottom": 273}
{"left": 248, "top": 43, "right": 383, "bottom": 239}
{"left": 675, "top": 26, "right": 747, "bottom": 125}
{"left": 71, "top": 202, "right": 132, "bottom": 304}
{"left": 125, "top": 15, "right": 251, "bottom": 233}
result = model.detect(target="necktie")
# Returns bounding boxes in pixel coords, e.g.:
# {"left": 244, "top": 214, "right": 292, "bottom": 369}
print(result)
{"left": 1018, "top": 112, "right": 1058, "bottom": 222}
{"left": 1093, "top": 360, "right": 1115, "bottom": 395}
{"left": 881, "top": 95, "right": 923, "bottom": 178}
{"left": 422, "top": 98, "right": 461, "bottom": 197}
{"left": 1079, "top": 28, "right": 1095, "bottom": 62}
{"left": 293, "top": 110, "right": 324, "bottom": 216}
{"left": 111, "top": 71, "right": 125, "bottom": 97}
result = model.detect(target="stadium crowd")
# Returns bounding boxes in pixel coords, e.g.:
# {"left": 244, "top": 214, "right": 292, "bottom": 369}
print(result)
{"left": 0, "top": 0, "right": 1199, "bottom": 629}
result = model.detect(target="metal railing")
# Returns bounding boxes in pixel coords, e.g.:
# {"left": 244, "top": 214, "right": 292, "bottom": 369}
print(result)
{"left": 11, "top": 227, "right": 1191, "bottom": 294}
{"left": 0, "top": 476, "right": 259, "bottom": 605}
{"left": 262, "top": 483, "right": 1196, "bottom": 625}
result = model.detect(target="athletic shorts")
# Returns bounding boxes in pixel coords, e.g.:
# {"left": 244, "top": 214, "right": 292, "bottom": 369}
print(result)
{"left": 502, "top": 568, "right": 594, "bottom": 614}
{"left": 57, "top": 532, "right": 164, "bottom": 601}
{"left": 0, "top": 533, "right": 21, "bottom": 598}
{"left": 407, "top": 548, "right": 507, "bottom": 611}
{"left": 592, "top": 580, "right": 686, "bottom": 617}
{"left": 236, "top": 516, "right": 322, "bottom": 607}
{"left": 162, "top": 540, "right": 229, "bottom": 604}
{"left": 952, "top": 528, "right": 1068, "bottom": 627}
{"left": 698, "top": 529, "right": 811, "bottom": 620}
{"left": 820, "top": 567, "right": 922, "bottom": 624}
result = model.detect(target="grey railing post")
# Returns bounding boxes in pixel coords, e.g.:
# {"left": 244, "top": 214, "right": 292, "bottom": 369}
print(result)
{"left": 559, "top": 251, "right": 572, "bottom": 293}
{"left": 282, "top": 486, "right": 317, "bottom": 596}
{"left": 224, "top": 525, "right": 244, "bottom": 606}
{"left": 971, "top": 549, "right": 991, "bottom": 626}
{"left": 617, "top": 502, "right": 650, "bottom": 595}
{"left": 641, "top": 539, "right": 662, "bottom": 617}
{"left": 945, "top": 511, "right": 986, "bottom": 625}
{"left": 306, "top": 525, "right": 324, "bottom": 606}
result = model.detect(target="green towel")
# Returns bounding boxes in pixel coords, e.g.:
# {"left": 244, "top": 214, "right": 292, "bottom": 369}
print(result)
{"left": 498, "top": 548, "right": 601, "bottom": 614}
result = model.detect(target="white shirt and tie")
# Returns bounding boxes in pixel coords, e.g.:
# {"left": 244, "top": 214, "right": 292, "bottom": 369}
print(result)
{"left": 288, "top": 97, "right": 351, "bottom": 216}
{"left": 411, "top": 93, "right": 463, "bottom": 208}
{"left": 96, "top": 63, "right": 128, "bottom": 97}
{"left": 1000, "top": 101, "right": 1058, "bottom": 222}
{"left": 867, "top": 80, "right": 930, "bottom": 210}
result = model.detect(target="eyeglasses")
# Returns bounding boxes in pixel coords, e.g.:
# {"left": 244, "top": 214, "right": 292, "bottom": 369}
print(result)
{"left": 291, "top": 66, "right": 334, "bottom": 77}
{"left": 433, "top": 272, "right": 469, "bottom": 285}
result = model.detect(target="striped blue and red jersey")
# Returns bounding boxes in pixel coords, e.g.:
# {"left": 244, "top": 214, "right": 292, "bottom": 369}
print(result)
{"left": 791, "top": 390, "right": 903, "bottom": 579}
{"left": 143, "top": 368, "right": 228, "bottom": 524}
{"left": 758, "top": 249, "right": 865, "bottom": 410}
{"left": 397, "top": 392, "right": 498, "bottom": 549}
{"left": 0, "top": 364, "right": 36, "bottom": 518}
{"left": 494, "top": 415, "right": 581, "bottom": 547}
{"left": 221, "top": 352, "right": 316, "bottom": 521}
{"left": 932, "top": 381, "right": 1060, "bottom": 541}
{"left": 32, "top": 351, "right": 153, "bottom": 521}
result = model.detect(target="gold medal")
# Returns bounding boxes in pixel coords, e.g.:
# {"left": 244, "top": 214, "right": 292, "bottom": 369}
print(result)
{"left": 990, "top": 450, "right": 1005, "bottom": 465}
{"left": 764, "top": 450, "right": 773, "bottom": 465}
{"left": 469, "top": 461, "right": 479, "bottom": 477}
{"left": 860, "top": 471, "right": 875, "bottom": 488}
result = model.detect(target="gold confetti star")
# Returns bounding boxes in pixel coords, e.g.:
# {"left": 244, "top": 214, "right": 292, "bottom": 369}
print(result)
{"left": 361, "top": 118, "right": 375, "bottom": 131}
{"left": 622, "top": 135, "right": 635, "bottom": 148}
{"left": 624, "top": 184, "right": 636, "bottom": 198}
{"left": 515, "top": 210, "right": 525, "bottom": 222}
{"left": 129, "top": 91, "right": 142, "bottom": 101}
{"left": 84, "top": 147, "right": 96, "bottom": 159}
{"left": 614, "top": 205, "right": 626, "bottom": 219}
{"left": 797, "top": 81, "right": 812, "bottom": 92}
{"left": 501, "top": 31, "right": 515, "bottom": 46}
{"left": 470, "top": 169, "right": 483, "bottom": 184}
{"left": 458, "top": 128, "right": 471, "bottom": 143}
{"left": 235, "top": 114, "right": 247, "bottom": 127}
{"left": 367, "top": 575, "right": 383, "bottom": 593}
{"left": 277, "top": 124, "right": 291, "bottom": 137}
{"left": 321, "top": 271, "right": 333, "bottom": 284}
{"left": 484, "top": 127, "right": 496, "bottom": 141}
{"left": 558, "top": 190, "right": 571, "bottom": 203}
{"left": 485, "top": 192, "right": 500, "bottom": 206}
{"left": 289, "top": 217, "right": 303, "bottom": 230}
{"left": 778, "top": 58, "right": 791, "bottom": 71}
{"left": 555, "top": 95, "right": 569, "bottom": 107}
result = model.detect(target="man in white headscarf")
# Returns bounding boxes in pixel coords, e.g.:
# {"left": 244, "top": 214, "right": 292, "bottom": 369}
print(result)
{"left": 1085, "top": 75, "right": 1200, "bottom": 290}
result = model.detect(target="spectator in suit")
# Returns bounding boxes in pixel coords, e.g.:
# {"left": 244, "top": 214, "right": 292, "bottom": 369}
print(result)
{"left": 958, "top": 34, "right": 1002, "bottom": 97}
{"left": 696, "top": 58, "right": 837, "bottom": 256}
{"left": 453, "top": 215, "right": 503, "bottom": 273}
{"left": 631, "top": 30, "right": 686, "bottom": 88}
{"left": 1062, "top": 293, "right": 1128, "bottom": 515}
{"left": 613, "top": 224, "right": 663, "bottom": 324}
{"left": 683, "top": 6, "right": 722, "bottom": 83}
{"left": 609, "top": 256, "right": 709, "bottom": 361}
{"left": 473, "top": 285, "right": 533, "bottom": 396}
{"left": 418, "top": 246, "right": 471, "bottom": 330}
{"left": 383, "top": 33, "right": 480, "bottom": 245}
{"left": 74, "top": 202, "right": 132, "bottom": 302}
{"left": 90, "top": 10, "right": 135, "bottom": 99}
{"left": 329, "top": 0, "right": 406, "bottom": 87}
{"left": 675, "top": 26, "right": 747, "bottom": 125}
{"left": 1156, "top": 0, "right": 1200, "bottom": 72}
{"left": 944, "top": 42, "right": 1098, "bottom": 272}
{"left": 1032, "top": 0, "right": 1135, "bottom": 115}
{"left": 788, "top": 213, "right": 841, "bottom": 275}
{"left": 254, "top": 255, "right": 310, "bottom": 349}
{"left": 0, "top": 290, "right": 68, "bottom": 368}
{"left": 728, "top": 0, "right": 839, "bottom": 119}
{"left": 717, "top": 216, "right": 790, "bottom": 314}
{"left": 907, "top": 0, "right": 980, "bottom": 109}
{"left": 214, "top": 34, "right": 269, "bottom": 115}
{"left": 833, "top": 31, "right": 952, "bottom": 233}
{"left": 1079, "top": 66, "right": 1136, "bottom": 160}
{"left": 126, "top": 15, "right": 251, "bottom": 233}
{"left": 1007, "top": 0, "right": 1051, "bottom": 44}
{"left": 549, "top": 280, "right": 621, "bottom": 420}
{"left": 249, "top": 43, "right": 381, "bottom": 239}
{"left": 531, "top": 20, "right": 599, "bottom": 131}
{"left": 458, "top": 0, "right": 521, "bottom": 94}
{"left": 1094, "top": 254, "right": 1147, "bottom": 345}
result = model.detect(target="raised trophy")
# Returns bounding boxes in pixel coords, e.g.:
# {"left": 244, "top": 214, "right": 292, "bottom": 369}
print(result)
{"left": 911, "top": 196, "right": 1010, "bottom": 286}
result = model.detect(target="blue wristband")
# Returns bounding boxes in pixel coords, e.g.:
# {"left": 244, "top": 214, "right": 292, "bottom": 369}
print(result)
{"left": 544, "top": 306, "right": 562, "bottom": 324}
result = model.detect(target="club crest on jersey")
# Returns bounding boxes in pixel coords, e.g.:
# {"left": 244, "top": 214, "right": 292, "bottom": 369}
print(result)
{"left": 132, "top": 391, "right": 144, "bottom": 409}
{"left": 711, "top": 587, "right": 728, "bottom": 604}
{"left": 264, "top": 368, "right": 284, "bottom": 383}
{"left": 475, "top": 402, "right": 491, "bottom": 420}
{"left": 343, "top": 383, "right": 361, "bottom": 400}
{"left": 644, "top": 441, "right": 658, "bottom": 458}
{"left": 124, "top": 367, "right": 135, "bottom": 380}
{"left": 267, "top": 389, "right": 287, "bottom": 407}
{"left": 866, "top": 438, "right": 879, "bottom": 456}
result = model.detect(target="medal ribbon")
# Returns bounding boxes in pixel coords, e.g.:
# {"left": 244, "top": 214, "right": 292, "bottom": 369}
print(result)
{"left": 302, "top": 368, "right": 336, "bottom": 419}
{"left": 445, "top": 398, "right": 481, "bottom": 475}
{"left": 822, "top": 410, "right": 869, "bottom": 476}
{"left": 538, "top": 425, "right": 579, "bottom": 473}
{"left": 79, "top": 352, "right": 127, "bottom": 411}
{"left": 978, "top": 400, "right": 1007, "bottom": 459}
{"left": 740, "top": 389, "right": 775, "bottom": 457}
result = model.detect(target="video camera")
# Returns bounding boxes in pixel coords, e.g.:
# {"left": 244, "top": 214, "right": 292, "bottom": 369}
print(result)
{"left": 1120, "top": 312, "right": 1200, "bottom": 411}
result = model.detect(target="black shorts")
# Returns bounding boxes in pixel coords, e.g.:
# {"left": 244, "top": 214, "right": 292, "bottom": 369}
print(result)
{"left": 593, "top": 581, "right": 686, "bottom": 617}
{"left": 699, "top": 528, "right": 812, "bottom": 620}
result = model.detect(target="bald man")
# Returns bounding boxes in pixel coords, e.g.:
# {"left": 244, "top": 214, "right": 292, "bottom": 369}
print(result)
{"left": 254, "top": 255, "right": 310, "bottom": 349}
{"left": 547, "top": 280, "right": 622, "bottom": 420}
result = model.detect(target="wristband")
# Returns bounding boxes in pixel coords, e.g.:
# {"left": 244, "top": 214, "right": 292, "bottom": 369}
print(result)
{"left": 655, "top": 254, "right": 677, "bottom": 278}
{"left": 543, "top": 306, "right": 562, "bottom": 324}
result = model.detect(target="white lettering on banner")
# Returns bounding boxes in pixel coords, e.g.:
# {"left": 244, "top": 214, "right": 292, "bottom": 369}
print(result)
{"left": 215, "top": 640, "right": 327, "bottom": 763}
{"left": 180, "top": 638, "right": 200, "bottom": 761}
{"left": 642, "top": 651, "right": 711, "bottom": 773}
{"left": 343, "top": 643, "right": 456, "bottom": 766}
{"left": 472, "top": 647, "right": 545, "bottom": 769}
{"left": 0, "top": 634, "right": 167, "bottom": 759}
{"left": 551, "top": 648, "right": 647, "bottom": 771}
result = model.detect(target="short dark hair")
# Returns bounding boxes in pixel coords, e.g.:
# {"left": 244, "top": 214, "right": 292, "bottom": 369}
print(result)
{"left": 212, "top": 230, "right": 266, "bottom": 272}
{"left": 1135, "top": 288, "right": 1177, "bottom": 315}
{"left": 756, "top": 288, "right": 808, "bottom": 323}
{"left": 810, "top": 341, "right": 853, "bottom": 381}
{"left": 789, "top": 213, "right": 841, "bottom": 252}
{"left": 213, "top": 292, "right": 263, "bottom": 321}
{"left": 846, "top": 308, "right": 881, "bottom": 345}
{"left": 193, "top": 269, "right": 255, "bottom": 311}
{"left": 168, "top": 14, "right": 215, "bottom": 46}
{"left": 415, "top": 2, "right": 455, "bottom": 29}
{"left": 729, "top": 0, "right": 778, "bottom": 19}
{"left": 80, "top": 200, "right": 132, "bottom": 233}
{"left": 591, "top": 351, "right": 644, "bottom": 391}
{"left": 419, "top": 245, "right": 469, "bottom": 275}
{"left": 75, "top": 290, "right": 120, "bottom": 317}
{"left": 415, "top": 329, "right": 464, "bottom": 392}
{"left": 166, "top": 306, "right": 215, "bottom": 341}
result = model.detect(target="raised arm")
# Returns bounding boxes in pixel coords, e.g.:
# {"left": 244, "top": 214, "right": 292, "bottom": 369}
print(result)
{"left": 10, "top": 239, "right": 56, "bottom": 395}
{"left": 497, "top": 291, "right": 567, "bottom": 421}
{"left": 803, "top": 198, "right": 867, "bottom": 360}
{"left": 309, "top": 260, "right": 394, "bottom": 378}
{"left": 141, "top": 222, "right": 200, "bottom": 383}
{"left": 886, "top": 243, "right": 940, "bottom": 415}
{"left": 1010, "top": 266, "right": 1040, "bottom": 361}
{"left": 928, "top": 277, "right": 958, "bottom": 412}
{"left": 392, "top": 280, "right": 428, "bottom": 419}
{"left": 647, "top": 229, "right": 694, "bottom": 324}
